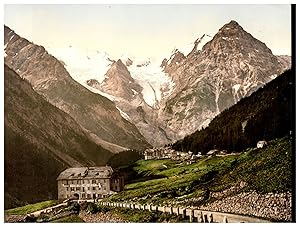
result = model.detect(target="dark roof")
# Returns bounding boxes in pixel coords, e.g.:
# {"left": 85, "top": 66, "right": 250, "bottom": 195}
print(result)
{"left": 57, "top": 166, "right": 114, "bottom": 180}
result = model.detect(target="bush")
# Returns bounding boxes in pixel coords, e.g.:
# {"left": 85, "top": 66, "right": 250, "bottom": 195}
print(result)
{"left": 68, "top": 202, "right": 80, "bottom": 213}
{"left": 98, "top": 206, "right": 110, "bottom": 213}
{"left": 24, "top": 214, "right": 37, "bottom": 222}
{"left": 86, "top": 203, "right": 98, "bottom": 214}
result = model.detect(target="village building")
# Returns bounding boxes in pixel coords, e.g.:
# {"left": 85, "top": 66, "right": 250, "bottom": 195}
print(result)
{"left": 257, "top": 140, "right": 268, "bottom": 149}
{"left": 207, "top": 149, "right": 219, "bottom": 156}
{"left": 56, "top": 166, "right": 124, "bottom": 201}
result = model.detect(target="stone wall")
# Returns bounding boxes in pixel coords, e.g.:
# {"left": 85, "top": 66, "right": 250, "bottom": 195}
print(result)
{"left": 97, "top": 201, "right": 271, "bottom": 223}
{"left": 200, "top": 191, "right": 292, "bottom": 222}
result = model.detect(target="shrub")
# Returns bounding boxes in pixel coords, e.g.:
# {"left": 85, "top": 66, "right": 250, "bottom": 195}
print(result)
{"left": 68, "top": 202, "right": 80, "bottom": 213}
{"left": 86, "top": 203, "right": 98, "bottom": 214}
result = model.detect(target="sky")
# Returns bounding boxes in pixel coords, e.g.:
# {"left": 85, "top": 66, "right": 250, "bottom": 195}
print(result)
{"left": 4, "top": 4, "right": 292, "bottom": 61}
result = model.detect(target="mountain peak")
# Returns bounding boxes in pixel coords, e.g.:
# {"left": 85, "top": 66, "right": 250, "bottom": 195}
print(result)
{"left": 227, "top": 20, "right": 240, "bottom": 26}
{"left": 113, "top": 59, "right": 128, "bottom": 71}
{"left": 219, "top": 20, "right": 244, "bottom": 33}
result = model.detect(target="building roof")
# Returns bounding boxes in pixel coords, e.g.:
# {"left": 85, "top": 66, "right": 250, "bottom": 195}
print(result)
{"left": 56, "top": 166, "right": 114, "bottom": 180}
{"left": 207, "top": 149, "right": 219, "bottom": 155}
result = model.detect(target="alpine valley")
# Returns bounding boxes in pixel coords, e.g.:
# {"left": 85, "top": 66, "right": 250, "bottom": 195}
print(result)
{"left": 4, "top": 20, "right": 291, "bottom": 209}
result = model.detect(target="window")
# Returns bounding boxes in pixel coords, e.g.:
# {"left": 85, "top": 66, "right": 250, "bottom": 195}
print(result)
{"left": 92, "top": 187, "right": 96, "bottom": 191}
{"left": 88, "top": 187, "right": 90, "bottom": 190}
{"left": 76, "top": 187, "right": 80, "bottom": 190}
{"left": 92, "top": 180, "right": 96, "bottom": 184}
{"left": 82, "top": 187, "right": 85, "bottom": 192}
{"left": 77, "top": 180, "right": 80, "bottom": 184}
{"left": 66, "top": 187, "right": 69, "bottom": 191}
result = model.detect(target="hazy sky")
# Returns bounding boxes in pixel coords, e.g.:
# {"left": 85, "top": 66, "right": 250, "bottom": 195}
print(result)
{"left": 4, "top": 4, "right": 291, "bottom": 60}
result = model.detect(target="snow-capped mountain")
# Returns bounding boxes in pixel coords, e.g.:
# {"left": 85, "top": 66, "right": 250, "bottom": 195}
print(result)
{"left": 46, "top": 45, "right": 178, "bottom": 145}
{"left": 48, "top": 46, "right": 175, "bottom": 109}
{"left": 89, "top": 57, "right": 176, "bottom": 146}
{"left": 4, "top": 25, "right": 150, "bottom": 151}
{"left": 41, "top": 20, "right": 290, "bottom": 146}
{"left": 159, "top": 20, "right": 291, "bottom": 139}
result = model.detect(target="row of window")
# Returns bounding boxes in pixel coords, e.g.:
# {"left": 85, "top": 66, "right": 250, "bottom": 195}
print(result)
{"left": 62, "top": 179, "right": 108, "bottom": 185}
{"left": 66, "top": 186, "right": 107, "bottom": 192}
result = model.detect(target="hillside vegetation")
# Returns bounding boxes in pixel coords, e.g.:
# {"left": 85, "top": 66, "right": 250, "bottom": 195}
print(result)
{"left": 5, "top": 200, "right": 58, "bottom": 215}
{"left": 173, "top": 69, "right": 294, "bottom": 154}
{"left": 106, "top": 136, "right": 292, "bottom": 206}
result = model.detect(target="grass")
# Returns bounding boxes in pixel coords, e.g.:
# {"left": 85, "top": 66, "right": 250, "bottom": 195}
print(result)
{"left": 50, "top": 215, "right": 84, "bottom": 223}
{"left": 218, "top": 136, "right": 292, "bottom": 193}
{"left": 5, "top": 200, "right": 58, "bottom": 215}
{"left": 105, "top": 136, "right": 292, "bottom": 206}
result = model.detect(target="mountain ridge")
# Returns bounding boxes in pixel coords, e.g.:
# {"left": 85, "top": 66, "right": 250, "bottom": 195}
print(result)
{"left": 172, "top": 68, "right": 294, "bottom": 154}
{"left": 4, "top": 64, "right": 113, "bottom": 208}
{"left": 159, "top": 20, "right": 290, "bottom": 140}
{"left": 4, "top": 25, "right": 150, "bottom": 151}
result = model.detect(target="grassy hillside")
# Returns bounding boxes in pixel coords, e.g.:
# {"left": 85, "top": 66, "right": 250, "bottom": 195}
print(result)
{"left": 4, "top": 65, "right": 113, "bottom": 208}
{"left": 106, "top": 136, "right": 292, "bottom": 206}
{"left": 173, "top": 69, "right": 294, "bottom": 154}
{"left": 5, "top": 200, "right": 58, "bottom": 215}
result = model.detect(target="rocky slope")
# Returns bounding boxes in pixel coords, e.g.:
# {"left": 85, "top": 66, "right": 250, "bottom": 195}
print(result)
{"left": 87, "top": 59, "right": 175, "bottom": 146}
{"left": 4, "top": 65, "right": 113, "bottom": 208}
{"left": 4, "top": 25, "right": 150, "bottom": 151}
{"left": 172, "top": 67, "right": 294, "bottom": 154}
{"left": 60, "top": 21, "right": 291, "bottom": 146}
{"left": 160, "top": 20, "right": 291, "bottom": 139}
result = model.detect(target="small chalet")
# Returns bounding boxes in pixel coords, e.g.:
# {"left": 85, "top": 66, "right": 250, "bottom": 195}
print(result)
{"left": 207, "top": 149, "right": 219, "bottom": 156}
{"left": 257, "top": 140, "right": 268, "bottom": 149}
{"left": 56, "top": 166, "right": 124, "bottom": 200}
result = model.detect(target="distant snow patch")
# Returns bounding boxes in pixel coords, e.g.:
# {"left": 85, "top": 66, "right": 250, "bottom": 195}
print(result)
{"left": 9, "top": 34, "right": 15, "bottom": 41}
{"left": 48, "top": 46, "right": 111, "bottom": 85}
{"left": 178, "top": 43, "right": 194, "bottom": 56}
{"left": 129, "top": 60, "right": 174, "bottom": 107}
{"left": 232, "top": 84, "right": 241, "bottom": 93}
{"left": 131, "top": 89, "right": 138, "bottom": 95}
{"left": 116, "top": 107, "right": 131, "bottom": 121}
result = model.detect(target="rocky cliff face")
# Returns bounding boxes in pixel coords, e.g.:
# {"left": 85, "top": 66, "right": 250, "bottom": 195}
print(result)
{"left": 159, "top": 20, "right": 290, "bottom": 139}
{"left": 4, "top": 25, "right": 150, "bottom": 151}
{"left": 88, "top": 58, "right": 175, "bottom": 146}
{"left": 100, "top": 59, "right": 143, "bottom": 101}
{"left": 69, "top": 21, "right": 291, "bottom": 146}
